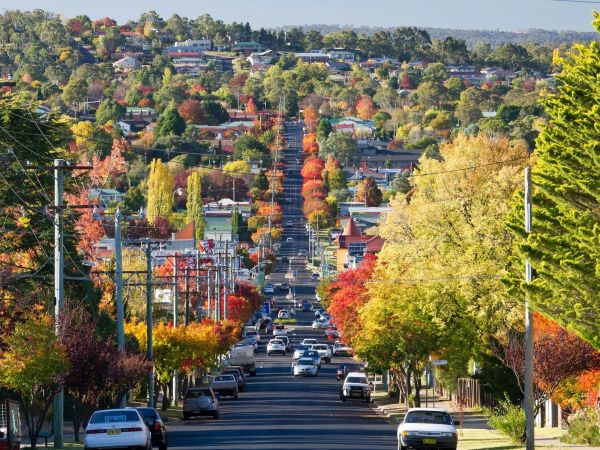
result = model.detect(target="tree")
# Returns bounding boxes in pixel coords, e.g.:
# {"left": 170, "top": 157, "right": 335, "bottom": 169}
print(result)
{"left": 302, "top": 133, "right": 319, "bottom": 154}
{"left": 147, "top": 159, "right": 174, "bottom": 222}
{"left": 186, "top": 171, "right": 204, "bottom": 243}
{"left": 320, "top": 132, "right": 358, "bottom": 166}
{"left": 329, "top": 168, "right": 348, "bottom": 191}
{"left": 96, "top": 99, "right": 126, "bottom": 125}
{"left": 232, "top": 133, "right": 269, "bottom": 162}
{"left": 178, "top": 99, "right": 204, "bottom": 124}
{"left": 356, "top": 95, "right": 376, "bottom": 119}
{"left": 223, "top": 160, "right": 250, "bottom": 173}
{"left": 507, "top": 19, "right": 600, "bottom": 350}
{"left": 456, "top": 87, "right": 484, "bottom": 125}
{"left": 356, "top": 177, "right": 383, "bottom": 206}
{"left": 301, "top": 157, "right": 325, "bottom": 180}
{"left": 0, "top": 315, "right": 68, "bottom": 449}
{"left": 304, "top": 106, "right": 319, "bottom": 132}
{"left": 317, "top": 118, "right": 333, "bottom": 142}
{"left": 155, "top": 106, "right": 186, "bottom": 137}
{"left": 201, "top": 100, "right": 229, "bottom": 125}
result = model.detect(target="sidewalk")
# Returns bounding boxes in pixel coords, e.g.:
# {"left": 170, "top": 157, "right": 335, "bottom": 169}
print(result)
{"left": 371, "top": 390, "right": 599, "bottom": 450}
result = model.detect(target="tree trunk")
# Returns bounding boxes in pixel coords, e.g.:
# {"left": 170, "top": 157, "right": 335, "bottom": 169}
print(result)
{"left": 413, "top": 370, "right": 422, "bottom": 407}
{"left": 71, "top": 396, "right": 84, "bottom": 442}
{"left": 161, "top": 383, "right": 170, "bottom": 411}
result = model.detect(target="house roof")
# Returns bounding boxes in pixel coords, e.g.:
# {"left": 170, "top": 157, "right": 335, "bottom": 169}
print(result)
{"left": 342, "top": 218, "right": 362, "bottom": 237}
{"left": 366, "top": 235, "right": 385, "bottom": 253}
{"left": 174, "top": 222, "right": 195, "bottom": 240}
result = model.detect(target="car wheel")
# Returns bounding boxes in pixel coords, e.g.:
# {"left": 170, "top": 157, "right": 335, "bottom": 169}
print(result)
{"left": 183, "top": 413, "right": 190, "bottom": 421}
{"left": 213, "top": 411, "right": 220, "bottom": 419}
{"left": 365, "top": 396, "right": 371, "bottom": 403}
{"left": 234, "top": 391, "right": 239, "bottom": 400}
{"left": 341, "top": 395, "right": 346, "bottom": 402}
{"left": 267, "top": 352, "right": 271, "bottom": 356}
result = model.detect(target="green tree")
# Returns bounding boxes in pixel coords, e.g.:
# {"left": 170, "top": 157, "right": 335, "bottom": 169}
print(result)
{"left": 0, "top": 316, "right": 68, "bottom": 449}
{"left": 201, "top": 100, "right": 229, "bottom": 125}
{"left": 96, "top": 99, "right": 126, "bottom": 125}
{"left": 233, "top": 133, "right": 269, "bottom": 162}
{"left": 508, "top": 18, "right": 600, "bottom": 349}
{"left": 317, "top": 118, "right": 333, "bottom": 142}
{"left": 456, "top": 87, "right": 485, "bottom": 125}
{"left": 356, "top": 177, "right": 383, "bottom": 206}
{"left": 186, "top": 171, "right": 205, "bottom": 243}
{"left": 329, "top": 168, "right": 348, "bottom": 191}
{"left": 320, "top": 131, "right": 358, "bottom": 166}
{"left": 155, "top": 106, "right": 186, "bottom": 137}
{"left": 252, "top": 170, "right": 269, "bottom": 191}
{"left": 146, "top": 159, "right": 174, "bottom": 222}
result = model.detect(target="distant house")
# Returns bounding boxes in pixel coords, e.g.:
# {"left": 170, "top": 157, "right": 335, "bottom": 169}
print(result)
{"left": 325, "top": 60, "right": 351, "bottom": 74}
{"left": 204, "top": 198, "right": 252, "bottom": 218}
{"left": 447, "top": 65, "right": 485, "bottom": 85}
{"left": 481, "top": 67, "right": 518, "bottom": 83}
{"left": 294, "top": 52, "right": 329, "bottom": 63}
{"left": 335, "top": 218, "right": 385, "bottom": 272}
{"left": 326, "top": 49, "right": 356, "bottom": 63}
{"left": 204, "top": 210, "right": 234, "bottom": 241}
{"left": 89, "top": 188, "right": 125, "bottom": 206}
{"left": 233, "top": 41, "right": 265, "bottom": 54}
{"left": 330, "top": 117, "right": 375, "bottom": 136}
{"left": 359, "top": 57, "right": 400, "bottom": 71}
{"left": 247, "top": 50, "right": 279, "bottom": 69}
{"left": 112, "top": 55, "right": 139, "bottom": 72}
{"left": 173, "top": 39, "right": 212, "bottom": 51}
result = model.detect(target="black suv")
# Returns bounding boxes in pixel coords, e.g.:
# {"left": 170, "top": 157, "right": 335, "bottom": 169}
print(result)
{"left": 136, "top": 407, "right": 168, "bottom": 450}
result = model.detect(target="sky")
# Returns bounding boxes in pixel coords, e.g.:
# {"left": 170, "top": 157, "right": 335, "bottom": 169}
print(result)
{"left": 1, "top": 0, "right": 599, "bottom": 32}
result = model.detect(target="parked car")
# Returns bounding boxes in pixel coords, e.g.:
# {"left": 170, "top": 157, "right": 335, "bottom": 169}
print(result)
{"left": 314, "top": 309, "right": 324, "bottom": 317}
{"left": 332, "top": 341, "right": 353, "bottom": 357}
{"left": 210, "top": 374, "right": 239, "bottom": 400}
{"left": 340, "top": 372, "right": 371, "bottom": 403}
{"left": 293, "top": 358, "right": 319, "bottom": 377}
{"left": 221, "top": 367, "right": 246, "bottom": 392}
{"left": 183, "top": 386, "right": 220, "bottom": 420}
{"left": 135, "top": 407, "right": 168, "bottom": 450}
{"left": 273, "top": 325, "right": 287, "bottom": 336}
{"left": 238, "top": 338, "right": 258, "bottom": 350}
{"left": 286, "top": 220, "right": 293, "bottom": 226}
{"left": 309, "top": 343, "right": 332, "bottom": 363}
{"left": 85, "top": 409, "right": 151, "bottom": 450}
{"left": 312, "top": 319, "right": 328, "bottom": 329}
{"left": 336, "top": 362, "right": 365, "bottom": 381}
{"left": 286, "top": 237, "right": 294, "bottom": 243}
{"left": 397, "top": 408, "right": 459, "bottom": 450}
{"left": 276, "top": 334, "right": 292, "bottom": 351}
{"left": 302, "top": 301, "right": 313, "bottom": 312}
{"left": 267, "top": 339, "right": 286, "bottom": 356}
{"left": 255, "top": 317, "right": 272, "bottom": 333}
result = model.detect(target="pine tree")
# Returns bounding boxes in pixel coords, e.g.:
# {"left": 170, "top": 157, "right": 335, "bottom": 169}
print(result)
{"left": 146, "top": 159, "right": 174, "bottom": 223}
{"left": 155, "top": 106, "right": 186, "bottom": 137}
{"left": 510, "top": 14, "right": 600, "bottom": 350}
{"left": 231, "top": 208, "right": 243, "bottom": 238}
{"left": 186, "top": 171, "right": 204, "bottom": 243}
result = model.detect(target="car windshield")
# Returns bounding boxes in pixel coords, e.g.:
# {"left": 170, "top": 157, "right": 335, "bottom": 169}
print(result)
{"left": 90, "top": 411, "right": 139, "bottom": 424}
{"left": 214, "top": 375, "right": 234, "bottom": 382}
{"left": 186, "top": 389, "right": 212, "bottom": 398}
{"left": 312, "top": 345, "right": 326, "bottom": 350}
{"left": 297, "top": 359, "right": 314, "bottom": 365}
{"left": 346, "top": 376, "right": 368, "bottom": 384}
{"left": 295, "top": 345, "right": 307, "bottom": 351}
{"left": 270, "top": 340, "right": 283, "bottom": 345}
{"left": 405, "top": 411, "right": 453, "bottom": 425}
{"left": 136, "top": 408, "right": 158, "bottom": 419}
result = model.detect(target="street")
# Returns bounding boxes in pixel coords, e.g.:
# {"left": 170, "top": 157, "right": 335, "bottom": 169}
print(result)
{"left": 165, "top": 123, "right": 398, "bottom": 449}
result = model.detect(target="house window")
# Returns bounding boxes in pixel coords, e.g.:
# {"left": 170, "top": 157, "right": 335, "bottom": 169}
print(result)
{"left": 348, "top": 243, "right": 366, "bottom": 257}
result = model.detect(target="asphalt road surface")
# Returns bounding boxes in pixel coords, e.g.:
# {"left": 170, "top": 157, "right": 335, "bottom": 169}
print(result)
{"left": 166, "top": 123, "right": 398, "bottom": 449}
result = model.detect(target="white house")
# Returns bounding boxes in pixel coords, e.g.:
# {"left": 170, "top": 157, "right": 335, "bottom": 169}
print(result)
{"left": 174, "top": 39, "right": 212, "bottom": 51}
{"left": 112, "top": 56, "right": 139, "bottom": 72}
{"left": 247, "top": 50, "right": 279, "bottom": 68}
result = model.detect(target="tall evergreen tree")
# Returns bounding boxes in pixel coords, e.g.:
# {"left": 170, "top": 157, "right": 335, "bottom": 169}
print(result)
{"left": 509, "top": 14, "right": 600, "bottom": 349}
{"left": 186, "top": 171, "right": 204, "bottom": 243}
{"left": 146, "top": 159, "right": 174, "bottom": 222}
{"left": 155, "top": 106, "right": 186, "bottom": 137}
{"left": 231, "top": 208, "right": 243, "bottom": 237}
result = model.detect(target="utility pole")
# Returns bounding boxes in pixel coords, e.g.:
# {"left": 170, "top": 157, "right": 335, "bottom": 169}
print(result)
{"left": 145, "top": 242, "right": 154, "bottom": 407}
{"left": 196, "top": 253, "right": 201, "bottom": 323}
{"left": 215, "top": 253, "right": 221, "bottom": 321}
{"left": 224, "top": 242, "right": 229, "bottom": 320}
{"left": 113, "top": 207, "right": 126, "bottom": 408}
{"left": 524, "top": 167, "right": 535, "bottom": 450}
{"left": 53, "top": 159, "right": 65, "bottom": 450}
{"left": 207, "top": 267, "right": 213, "bottom": 320}
{"left": 172, "top": 253, "right": 179, "bottom": 407}
{"left": 184, "top": 266, "right": 190, "bottom": 326}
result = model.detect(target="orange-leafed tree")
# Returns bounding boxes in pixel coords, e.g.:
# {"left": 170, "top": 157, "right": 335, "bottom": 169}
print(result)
{"left": 301, "top": 179, "right": 326, "bottom": 199}
{"left": 303, "top": 106, "right": 319, "bottom": 132}
{"left": 301, "top": 157, "right": 325, "bottom": 180}
{"left": 356, "top": 95, "right": 376, "bottom": 120}
{"left": 327, "top": 255, "right": 376, "bottom": 348}
{"left": 323, "top": 155, "right": 341, "bottom": 176}
{"left": 256, "top": 201, "right": 282, "bottom": 224}
{"left": 303, "top": 197, "right": 331, "bottom": 217}
{"left": 178, "top": 99, "right": 204, "bottom": 124}
{"left": 245, "top": 98, "right": 258, "bottom": 114}
{"left": 302, "top": 133, "right": 319, "bottom": 154}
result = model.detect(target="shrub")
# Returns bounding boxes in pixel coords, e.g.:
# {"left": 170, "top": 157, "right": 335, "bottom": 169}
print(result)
{"left": 561, "top": 408, "right": 600, "bottom": 446}
{"left": 486, "top": 394, "right": 525, "bottom": 444}
{"left": 273, "top": 318, "right": 297, "bottom": 325}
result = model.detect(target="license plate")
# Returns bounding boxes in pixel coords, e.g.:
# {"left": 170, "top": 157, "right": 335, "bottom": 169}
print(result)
{"left": 423, "top": 438, "right": 436, "bottom": 444}
{"left": 107, "top": 429, "right": 121, "bottom": 435}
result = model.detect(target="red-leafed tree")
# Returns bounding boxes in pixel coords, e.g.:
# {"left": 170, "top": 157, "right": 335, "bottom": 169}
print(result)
{"left": 245, "top": 98, "right": 258, "bottom": 114}
{"left": 301, "top": 179, "right": 326, "bottom": 199}
{"left": 302, "top": 133, "right": 319, "bottom": 154}
{"left": 494, "top": 313, "right": 600, "bottom": 417}
{"left": 327, "top": 255, "right": 377, "bottom": 348}
{"left": 236, "top": 281, "right": 262, "bottom": 312}
{"left": 303, "top": 197, "right": 332, "bottom": 217}
{"left": 303, "top": 107, "right": 319, "bottom": 132}
{"left": 226, "top": 295, "right": 252, "bottom": 323}
{"left": 301, "top": 157, "right": 325, "bottom": 180}
{"left": 178, "top": 99, "right": 204, "bottom": 124}
{"left": 356, "top": 95, "right": 376, "bottom": 120}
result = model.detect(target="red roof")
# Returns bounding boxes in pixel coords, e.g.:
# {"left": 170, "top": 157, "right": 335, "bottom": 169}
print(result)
{"left": 174, "top": 222, "right": 194, "bottom": 240}
{"left": 366, "top": 236, "right": 385, "bottom": 253}
{"left": 342, "top": 218, "right": 362, "bottom": 237}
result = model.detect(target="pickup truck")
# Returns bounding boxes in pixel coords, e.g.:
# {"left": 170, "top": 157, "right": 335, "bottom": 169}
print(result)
{"left": 210, "top": 374, "right": 239, "bottom": 399}
{"left": 229, "top": 344, "right": 257, "bottom": 376}
{"left": 309, "top": 343, "right": 332, "bottom": 364}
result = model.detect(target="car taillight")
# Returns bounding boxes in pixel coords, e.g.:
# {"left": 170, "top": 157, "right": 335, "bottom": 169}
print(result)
{"left": 85, "top": 429, "right": 106, "bottom": 434}
{"left": 122, "top": 427, "right": 143, "bottom": 432}
{"left": 153, "top": 422, "right": 162, "bottom": 431}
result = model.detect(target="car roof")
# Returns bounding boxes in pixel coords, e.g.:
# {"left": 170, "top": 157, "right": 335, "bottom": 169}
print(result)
{"left": 406, "top": 407, "right": 450, "bottom": 414}
{"left": 346, "top": 371, "right": 367, "bottom": 377}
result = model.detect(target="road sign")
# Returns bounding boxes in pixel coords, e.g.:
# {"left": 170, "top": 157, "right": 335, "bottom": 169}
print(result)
{"left": 432, "top": 359, "right": 448, "bottom": 366}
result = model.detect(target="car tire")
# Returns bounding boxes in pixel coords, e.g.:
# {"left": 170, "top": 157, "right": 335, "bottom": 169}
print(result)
{"left": 341, "top": 395, "right": 346, "bottom": 402}
{"left": 213, "top": 411, "right": 220, "bottom": 419}
{"left": 182, "top": 413, "right": 190, "bottom": 421}
{"left": 365, "top": 396, "right": 371, "bottom": 403}
{"left": 267, "top": 352, "right": 271, "bottom": 356}
{"left": 159, "top": 442, "right": 168, "bottom": 450}
{"left": 234, "top": 392, "right": 239, "bottom": 400}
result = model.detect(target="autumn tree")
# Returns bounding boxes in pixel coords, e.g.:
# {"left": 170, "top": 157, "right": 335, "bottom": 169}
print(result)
{"left": 356, "top": 177, "right": 383, "bottom": 206}
{"left": 303, "top": 106, "right": 319, "bottom": 132}
{"left": 245, "top": 98, "right": 258, "bottom": 114}
{"left": 302, "top": 133, "right": 319, "bottom": 154}
{"left": 356, "top": 95, "right": 376, "bottom": 119}
{"left": 178, "top": 99, "right": 204, "bottom": 124}
{"left": 186, "top": 171, "right": 204, "bottom": 243}
{"left": 507, "top": 18, "right": 600, "bottom": 349}
{"left": 147, "top": 159, "right": 174, "bottom": 222}
{"left": 301, "top": 157, "right": 325, "bottom": 180}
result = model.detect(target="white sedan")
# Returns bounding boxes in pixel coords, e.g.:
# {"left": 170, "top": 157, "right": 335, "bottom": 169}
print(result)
{"left": 312, "top": 319, "right": 328, "bottom": 329}
{"left": 267, "top": 339, "right": 286, "bottom": 356}
{"left": 84, "top": 409, "right": 151, "bottom": 450}
{"left": 243, "top": 330, "right": 260, "bottom": 343}
{"left": 397, "top": 408, "right": 458, "bottom": 450}
{"left": 293, "top": 358, "right": 319, "bottom": 377}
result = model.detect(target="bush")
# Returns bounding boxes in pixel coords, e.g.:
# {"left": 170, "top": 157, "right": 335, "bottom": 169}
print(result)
{"left": 273, "top": 318, "right": 297, "bottom": 325}
{"left": 561, "top": 408, "right": 600, "bottom": 446}
{"left": 486, "top": 394, "right": 525, "bottom": 443}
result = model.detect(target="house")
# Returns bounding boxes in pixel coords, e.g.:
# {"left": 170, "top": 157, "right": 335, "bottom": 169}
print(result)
{"left": 447, "top": 65, "right": 485, "bottom": 85}
{"left": 325, "top": 60, "right": 351, "bottom": 74}
{"left": 247, "top": 50, "right": 279, "bottom": 69}
{"left": 204, "top": 198, "right": 252, "bottom": 218}
{"left": 326, "top": 49, "right": 355, "bottom": 63}
{"left": 112, "top": 55, "right": 139, "bottom": 72}
{"left": 233, "top": 41, "right": 265, "bottom": 54}
{"left": 117, "top": 119, "right": 148, "bottom": 136}
{"left": 481, "top": 67, "right": 518, "bottom": 83}
{"left": 330, "top": 117, "right": 375, "bottom": 137}
{"left": 335, "top": 218, "right": 385, "bottom": 272}
{"left": 294, "top": 52, "right": 329, "bottom": 63}
{"left": 359, "top": 57, "right": 400, "bottom": 71}
{"left": 173, "top": 39, "right": 212, "bottom": 51}
{"left": 89, "top": 188, "right": 126, "bottom": 206}
{"left": 204, "top": 210, "right": 234, "bottom": 241}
